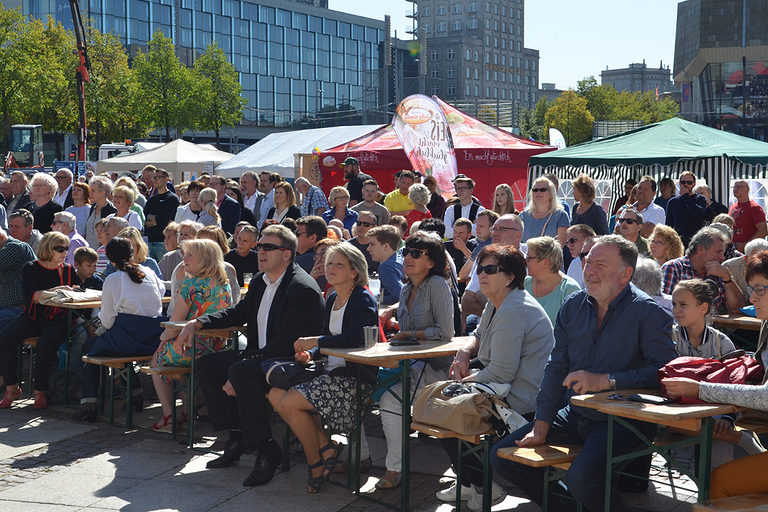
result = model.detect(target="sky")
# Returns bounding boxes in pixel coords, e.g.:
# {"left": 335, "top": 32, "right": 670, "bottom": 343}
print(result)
{"left": 329, "top": 0, "right": 680, "bottom": 90}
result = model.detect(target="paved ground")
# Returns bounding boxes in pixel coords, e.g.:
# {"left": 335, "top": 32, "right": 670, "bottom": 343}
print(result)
{"left": 0, "top": 390, "right": 703, "bottom": 512}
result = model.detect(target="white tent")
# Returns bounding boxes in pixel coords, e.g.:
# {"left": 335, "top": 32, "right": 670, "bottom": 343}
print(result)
{"left": 215, "top": 125, "right": 383, "bottom": 178}
{"left": 97, "top": 139, "right": 234, "bottom": 180}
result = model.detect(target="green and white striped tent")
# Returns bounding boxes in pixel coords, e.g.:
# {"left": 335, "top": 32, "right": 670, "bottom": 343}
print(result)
{"left": 529, "top": 117, "right": 768, "bottom": 212}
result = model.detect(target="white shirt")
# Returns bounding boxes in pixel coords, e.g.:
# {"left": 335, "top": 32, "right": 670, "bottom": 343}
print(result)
{"left": 466, "top": 242, "right": 527, "bottom": 293}
{"left": 635, "top": 201, "right": 666, "bottom": 226}
{"left": 244, "top": 190, "right": 261, "bottom": 212}
{"left": 257, "top": 269, "right": 286, "bottom": 349}
{"left": 566, "top": 257, "right": 585, "bottom": 289}
{"left": 107, "top": 211, "right": 143, "bottom": 232}
{"left": 326, "top": 300, "right": 348, "bottom": 371}
{"left": 98, "top": 264, "right": 165, "bottom": 329}
{"left": 443, "top": 202, "right": 486, "bottom": 238}
{"left": 53, "top": 185, "right": 72, "bottom": 207}
{"left": 259, "top": 189, "right": 275, "bottom": 226}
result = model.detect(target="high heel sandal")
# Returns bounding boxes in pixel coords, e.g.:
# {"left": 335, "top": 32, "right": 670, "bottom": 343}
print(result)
{"left": 32, "top": 391, "right": 47, "bottom": 410}
{"left": 320, "top": 440, "right": 343, "bottom": 478}
{"left": 0, "top": 387, "right": 22, "bottom": 409}
{"left": 152, "top": 412, "right": 188, "bottom": 432}
{"left": 307, "top": 460, "right": 325, "bottom": 493}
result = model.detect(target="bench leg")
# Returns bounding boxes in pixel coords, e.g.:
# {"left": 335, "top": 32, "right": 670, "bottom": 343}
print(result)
{"left": 482, "top": 436, "right": 492, "bottom": 512}
{"left": 109, "top": 368, "right": 116, "bottom": 425}
{"left": 455, "top": 438, "right": 464, "bottom": 511}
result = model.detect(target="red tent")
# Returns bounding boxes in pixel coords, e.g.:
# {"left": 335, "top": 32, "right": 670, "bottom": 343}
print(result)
{"left": 318, "top": 98, "right": 555, "bottom": 211}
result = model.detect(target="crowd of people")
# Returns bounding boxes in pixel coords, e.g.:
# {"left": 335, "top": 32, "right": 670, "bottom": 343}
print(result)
{"left": 2, "top": 158, "right": 768, "bottom": 509}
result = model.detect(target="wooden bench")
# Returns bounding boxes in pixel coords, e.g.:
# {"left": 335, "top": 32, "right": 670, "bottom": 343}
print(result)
{"left": 82, "top": 355, "right": 154, "bottom": 428}
{"left": 496, "top": 444, "right": 583, "bottom": 512}
{"left": 412, "top": 422, "right": 495, "bottom": 511}
{"left": 692, "top": 493, "right": 768, "bottom": 511}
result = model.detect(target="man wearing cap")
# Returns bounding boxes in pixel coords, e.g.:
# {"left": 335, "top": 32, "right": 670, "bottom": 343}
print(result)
{"left": 343, "top": 157, "right": 372, "bottom": 206}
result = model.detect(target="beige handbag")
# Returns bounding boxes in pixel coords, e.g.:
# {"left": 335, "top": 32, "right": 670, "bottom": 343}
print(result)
{"left": 412, "top": 380, "right": 501, "bottom": 436}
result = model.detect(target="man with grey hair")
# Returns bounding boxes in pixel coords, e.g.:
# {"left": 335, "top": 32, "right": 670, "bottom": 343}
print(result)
{"left": 632, "top": 256, "right": 673, "bottom": 316}
{"left": 6, "top": 171, "right": 31, "bottom": 213}
{"left": 491, "top": 234, "right": 676, "bottom": 511}
{"left": 181, "top": 223, "right": 324, "bottom": 488}
{"left": 724, "top": 238, "right": 768, "bottom": 303}
{"left": 239, "top": 171, "right": 263, "bottom": 221}
{"left": 661, "top": 226, "right": 744, "bottom": 312}
{"left": 616, "top": 208, "right": 649, "bottom": 256}
{"left": 52, "top": 211, "right": 88, "bottom": 266}
{"left": 8, "top": 209, "right": 42, "bottom": 254}
{"left": 53, "top": 168, "right": 74, "bottom": 208}
{"left": 294, "top": 176, "right": 328, "bottom": 217}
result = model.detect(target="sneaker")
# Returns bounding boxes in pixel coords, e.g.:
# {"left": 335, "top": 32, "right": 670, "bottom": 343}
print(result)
{"left": 467, "top": 482, "right": 506, "bottom": 512}
{"left": 435, "top": 481, "right": 473, "bottom": 502}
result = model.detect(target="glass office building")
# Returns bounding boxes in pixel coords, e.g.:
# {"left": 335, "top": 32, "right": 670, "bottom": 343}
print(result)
{"left": 10, "top": 0, "right": 387, "bottom": 127}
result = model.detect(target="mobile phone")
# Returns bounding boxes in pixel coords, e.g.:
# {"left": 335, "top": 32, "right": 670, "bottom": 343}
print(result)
{"left": 626, "top": 393, "right": 674, "bottom": 405}
{"left": 390, "top": 338, "right": 420, "bottom": 346}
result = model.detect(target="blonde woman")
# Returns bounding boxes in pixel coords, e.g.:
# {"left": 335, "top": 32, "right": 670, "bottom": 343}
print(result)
{"left": 108, "top": 186, "right": 143, "bottom": 232}
{"left": 197, "top": 187, "right": 222, "bottom": 227}
{"left": 111, "top": 226, "right": 162, "bottom": 279}
{"left": 648, "top": 224, "right": 684, "bottom": 266}
{"left": 151, "top": 239, "right": 233, "bottom": 431}
{"left": 322, "top": 186, "right": 358, "bottom": 231}
{"left": 523, "top": 236, "right": 581, "bottom": 325}
{"left": 29, "top": 173, "right": 62, "bottom": 233}
{"left": 492, "top": 183, "right": 517, "bottom": 215}
{"left": 406, "top": 183, "right": 432, "bottom": 232}
{"left": 114, "top": 176, "right": 147, "bottom": 215}
{"left": 519, "top": 177, "right": 569, "bottom": 245}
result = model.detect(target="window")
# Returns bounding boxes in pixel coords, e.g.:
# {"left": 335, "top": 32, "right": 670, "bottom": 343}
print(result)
{"left": 493, "top": 53, "right": 498, "bottom": 64}
{"left": 474, "top": 68, "right": 479, "bottom": 79}
{"left": 501, "top": 5, "right": 506, "bottom": 15}
{"left": 437, "top": 22, "right": 447, "bottom": 32}
{"left": 469, "top": 2, "right": 478, "bottom": 12}
{"left": 452, "top": 3, "right": 462, "bottom": 13}
{"left": 447, "top": 49, "right": 456, "bottom": 60}
{"left": 430, "top": 50, "right": 439, "bottom": 61}
{"left": 501, "top": 89, "right": 506, "bottom": 99}
{"left": 466, "top": 67, "right": 470, "bottom": 78}
{"left": 525, "top": 75, "right": 529, "bottom": 85}
{"left": 532, "top": 61, "right": 537, "bottom": 71}
{"left": 485, "top": 70, "right": 490, "bottom": 80}
{"left": 423, "top": 6, "right": 431, "bottom": 16}
{"left": 516, "top": 90, "right": 521, "bottom": 100}
{"left": 474, "top": 50, "right": 479, "bottom": 61}
{"left": 517, "top": 8, "right": 521, "bottom": 19}
{"left": 474, "top": 84, "right": 479, "bottom": 96}
{"left": 493, "top": 37, "right": 498, "bottom": 47}
{"left": 502, "top": 22, "right": 506, "bottom": 32}
{"left": 465, "top": 48, "right": 471, "bottom": 60}
{"left": 485, "top": 19, "right": 490, "bottom": 29}
{"left": 493, "top": 3, "right": 498, "bottom": 14}
{"left": 447, "top": 84, "right": 456, "bottom": 96}
{"left": 485, "top": 52, "right": 490, "bottom": 63}
{"left": 516, "top": 74, "right": 521, "bottom": 84}
{"left": 485, "top": 1, "right": 490, "bottom": 12}
{"left": 431, "top": 85, "right": 440, "bottom": 95}
{"left": 486, "top": 86, "right": 490, "bottom": 96}
{"left": 437, "top": 5, "right": 447, "bottom": 14}
{"left": 424, "top": 23, "right": 431, "bottom": 33}
{"left": 501, "top": 39, "right": 506, "bottom": 49}
{"left": 485, "top": 35, "right": 490, "bottom": 45}
{"left": 517, "top": 25, "right": 521, "bottom": 35}
{"left": 430, "top": 68, "right": 439, "bottom": 79}
{"left": 525, "top": 59, "right": 529, "bottom": 69}
{"left": 453, "top": 21, "right": 462, "bottom": 30}
{"left": 501, "top": 72, "right": 506, "bottom": 82}
{"left": 494, "top": 21, "right": 498, "bottom": 30}
{"left": 494, "top": 87, "right": 498, "bottom": 98}
{"left": 493, "top": 71, "right": 498, "bottom": 80}
{"left": 526, "top": 90, "right": 530, "bottom": 102}
{"left": 466, "top": 84, "right": 471, "bottom": 96}
{"left": 517, "top": 41, "right": 521, "bottom": 51}
{"left": 447, "top": 67, "right": 455, "bottom": 78}
{"left": 469, "top": 19, "right": 478, "bottom": 29}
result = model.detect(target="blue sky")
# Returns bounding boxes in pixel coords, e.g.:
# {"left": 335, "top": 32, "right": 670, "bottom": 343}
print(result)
{"left": 329, "top": 0, "right": 680, "bottom": 90}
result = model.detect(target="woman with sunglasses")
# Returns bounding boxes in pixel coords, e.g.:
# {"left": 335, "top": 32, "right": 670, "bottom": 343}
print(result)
{"left": 523, "top": 236, "right": 581, "bottom": 326}
{"left": 0, "top": 231, "right": 80, "bottom": 409}
{"left": 438, "top": 244, "right": 555, "bottom": 508}
{"left": 519, "top": 177, "right": 569, "bottom": 246}
{"left": 376, "top": 231, "right": 454, "bottom": 489}
{"left": 663, "top": 250, "right": 768, "bottom": 500}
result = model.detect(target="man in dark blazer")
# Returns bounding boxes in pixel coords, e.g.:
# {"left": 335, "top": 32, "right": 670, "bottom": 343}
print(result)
{"left": 210, "top": 175, "right": 242, "bottom": 235}
{"left": 177, "top": 224, "right": 324, "bottom": 487}
{"left": 7, "top": 171, "right": 32, "bottom": 213}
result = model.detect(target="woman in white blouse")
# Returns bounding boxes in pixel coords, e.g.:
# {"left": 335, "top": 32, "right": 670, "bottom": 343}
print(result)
{"left": 108, "top": 186, "right": 143, "bottom": 232}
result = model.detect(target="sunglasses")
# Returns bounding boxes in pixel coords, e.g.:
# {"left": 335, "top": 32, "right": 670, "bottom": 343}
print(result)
{"left": 566, "top": 237, "right": 580, "bottom": 245}
{"left": 617, "top": 218, "right": 637, "bottom": 225}
{"left": 53, "top": 245, "right": 69, "bottom": 253}
{"left": 402, "top": 247, "right": 429, "bottom": 259}
{"left": 531, "top": 187, "right": 549, "bottom": 193}
{"left": 476, "top": 264, "right": 500, "bottom": 275}
{"left": 356, "top": 221, "right": 376, "bottom": 228}
{"left": 256, "top": 243, "right": 289, "bottom": 252}
{"left": 579, "top": 251, "right": 590, "bottom": 258}
{"left": 680, "top": 180, "right": 695, "bottom": 185}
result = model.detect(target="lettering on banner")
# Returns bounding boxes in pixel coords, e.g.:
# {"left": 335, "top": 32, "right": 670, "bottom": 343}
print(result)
{"left": 461, "top": 149, "right": 513, "bottom": 166}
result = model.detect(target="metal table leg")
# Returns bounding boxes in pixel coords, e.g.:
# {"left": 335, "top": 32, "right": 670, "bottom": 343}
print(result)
{"left": 400, "top": 359, "right": 411, "bottom": 512}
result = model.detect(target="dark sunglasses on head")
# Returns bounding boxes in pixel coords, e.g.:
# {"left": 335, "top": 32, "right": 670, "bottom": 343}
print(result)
{"left": 680, "top": 180, "right": 695, "bottom": 185}
{"left": 53, "top": 245, "right": 69, "bottom": 253}
{"left": 256, "top": 243, "right": 289, "bottom": 252}
{"left": 531, "top": 187, "right": 548, "bottom": 193}
{"left": 476, "top": 264, "right": 500, "bottom": 275}
{"left": 617, "top": 218, "right": 638, "bottom": 225}
{"left": 402, "top": 247, "right": 429, "bottom": 259}
{"left": 356, "top": 221, "right": 376, "bottom": 228}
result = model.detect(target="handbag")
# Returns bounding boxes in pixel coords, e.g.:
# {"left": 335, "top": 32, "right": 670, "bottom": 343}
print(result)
{"left": 659, "top": 355, "right": 765, "bottom": 404}
{"left": 260, "top": 358, "right": 318, "bottom": 390}
{"left": 412, "top": 380, "right": 525, "bottom": 436}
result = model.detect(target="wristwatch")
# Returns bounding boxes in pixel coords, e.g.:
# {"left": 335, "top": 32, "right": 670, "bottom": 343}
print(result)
{"left": 608, "top": 373, "right": 616, "bottom": 391}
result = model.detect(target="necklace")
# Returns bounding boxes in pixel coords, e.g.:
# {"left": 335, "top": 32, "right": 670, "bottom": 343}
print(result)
{"left": 333, "top": 288, "right": 353, "bottom": 310}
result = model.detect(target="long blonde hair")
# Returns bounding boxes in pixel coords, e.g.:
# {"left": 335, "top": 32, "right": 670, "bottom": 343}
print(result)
{"left": 524, "top": 177, "right": 563, "bottom": 215}
{"left": 117, "top": 226, "right": 149, "bottom": 263}
{"left": 180, "top": 238, "right": 228, "bottom": 287}
{"left": 493, "top": 183, "right": 516, "bottom": 215}
{"left": 198, "top": 187, "right": 221, "bottom": 224}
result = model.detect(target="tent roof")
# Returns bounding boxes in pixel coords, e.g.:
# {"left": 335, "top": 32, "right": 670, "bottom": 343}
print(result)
{"left": 530, "top": 117, "right": 768, "bottom": 167}
{"left": 324, "top": 98, "right": 550, "bottom": 154}
{"left": 215, "top": 124, "right": 384, "bottom": 178}
{"left": 98, "top": 139, "right": 233, "bottom": 165}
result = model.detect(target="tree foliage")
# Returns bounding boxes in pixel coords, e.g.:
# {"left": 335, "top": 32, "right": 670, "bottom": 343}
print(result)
{"left": 545, "top": 91, "right": 594, "bottom": 146}
{"left": 519, "top": 97, "right": 551, "bottom": 142}
{"left": 0, "top": 7, "right": 35, "bottom": 151}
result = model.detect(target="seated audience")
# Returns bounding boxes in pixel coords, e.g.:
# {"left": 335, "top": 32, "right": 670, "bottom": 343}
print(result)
{"left": 174, "top": 181, "right": 205, "bottom": 223}
{"left": 389, "top": 215, "right": 408, "bottom": 241}
{"left": 519, "top": 177, "right": 568, "bottom": 246}
{"left": 192, "top": 225, "right": 240, "bottom": 306}
{"left": 52, "top": 211, "right": 88, "bottom": 266}
{"left": 295, "top": 216, "right": 328, "bottom": 274}
{"left": 632, "top": 256, "right": 673, "bottom": 316}
{"left": 72, "top": 237, "right": 166, "bottom": 422}
{"left": 108, "top": 226, "right": 162, "bottom": 279}
{"left": 109, "top": 185, "right": 143, "bottom": 231}
{"left": 348, "top": 211, "right": 379, "bottom": 275}
{"left": 445, "top": 218, "right": 476, "bottom": 290}
{"left": 309, "top": 238, "right": 342, "bottom": 294}
{"left": 151, "top": 239, "right": 233, "bottom": 431}
{"left": 29, "top": 173, "right": 63, "bottom": 234}
{"left": 492, "top": 183, "right": 517, "bottom": 216}
{"left": 158, "top": 222, "right": 182, "bottom": 280}
{"left": 724, "top": 238, "right": 768, "bottom": 303}
{"left": 437, "top": 245, "right": 554, "bottom": 509}
{"left": 406, "top": 183, "right": 432, "bottom": 233}
{"left": 649, "top": 223, "right": 684, "bottom": 266}
{"left": 225, "top": 224, "right": 259, "bottom": 286}
{"left": 564, "top": 224, "right": 595, "bottom": 289}
{"left": 197, "top": 187, "right": 223, "bottom": 226}
{"left": 710, "top": 221, "right": 742, "bottom": 261}
{"left": 268, "top": 244, "right": 378, "bottom": 493}
{"left": 524, "top": 236, "right": 581, "bottom": 325}
{"left": 617, "top": 208, "right": 650, "bottom": 256}
{"left": 423, "top": 176, "right": 446, "bottom": 219}
{"left": 366, "top": 225, "right": 404, "bottom": 306}
{"left": 383, "top": 170, "right": 416, "bottom": 216}
{"left": 73, "top": 247, "right": 103, "bottom": 291}
{"left": 570, "top": 174, "right": 608, "bottom": 235}
{"left": 65, "top": 182, "right": 91, "bottom": 237}
{"left": 84, "top": 175, "right": 115, "bottom": 249}
{"left": 0, "top": 226, "right": 36, "bottom": 324}
{"left": 322, "top": 186, "right": 358, "bottom": 232}
{"left": 9, "top": 209, "right": 42, "bottom": 254}
{"left": 264, "top": 182, "right": 301, "bottom": 229}
{"left": 0, "top": 231, "right": 81, "bottom": 409}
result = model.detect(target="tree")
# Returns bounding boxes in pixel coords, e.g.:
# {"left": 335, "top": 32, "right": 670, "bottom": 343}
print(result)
{"left": 192, "top": 42, "right": 246, "bottom": 147}
{"left": 0, "top": 7, "right": 34, "bottom": 152}
{"left": 576, "top": 76, "right": 618, "bottom": 121}
{"left": 520, "top": 97, "right": 551, "bottom": 142}
{"left": 545, "top": 91, "right": 594, "bottom": 145}
{"left": 132, "top": 30, "right": 193, "bottom": 141}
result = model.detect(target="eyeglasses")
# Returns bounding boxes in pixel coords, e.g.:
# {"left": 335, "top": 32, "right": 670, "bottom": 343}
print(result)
{"left": 566, "top": 237, "right": 581, "bottom": 245}
{"left": 476, "top": 264, "right": 500, "bottom": 275}
{"left": 402, "top": 247, "right": 429, "bottom": 259}
{"left": 748, "top": 285, "right": 768, "bottom": 297}
{"left": 356, "top": 221, "right": 376, "bottom": 228}
{"left": 579, "top": 252, "right": 590, "bottom": 258}
{"left": 531, "top": 187, "right": 548, "bottom": 193}
{"left": 55, "top": 175, "right": 68, "bottom": 180}
{"left": 52, "top": 245, "right": 69, "bottom": 253}
{"left": 617, "top": 218, "right": 638, "bottom": 225}
{"left": 256, "top": 243, "right": 290, "bottom": 252}
{"left": 680, "top": 180, "right": 695, "bottom": 185}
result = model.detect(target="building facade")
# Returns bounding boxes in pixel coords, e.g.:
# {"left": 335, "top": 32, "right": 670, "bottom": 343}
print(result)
{"left": 10, "top": 0, "right": 388, "bottom": 130}
{"left": 601, "top": 60, "right": 673, "bottom": 94}
{"left": 673, "top": 0, "right": 768, "bottom": 141}
{"left": 417, "top": 0, "right": 540, "bottom": 117}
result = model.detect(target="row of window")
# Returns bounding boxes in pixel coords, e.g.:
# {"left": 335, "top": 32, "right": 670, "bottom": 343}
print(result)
{"left": 423, "top": 19, "right": 522, "bottom": 36}
{"left": 427, "top": 83, "right": 533, "bottom": 103}
{"left": 429, "top": 48, "right": 538, "bottom": 72}
{"left": 422, "top": 2, "right": 522, "bottom": 18}
{"left": 431, "top": 67, "right": 536, "bottom": 86}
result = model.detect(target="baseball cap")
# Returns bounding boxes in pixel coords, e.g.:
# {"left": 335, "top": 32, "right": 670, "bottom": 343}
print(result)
{"left": 343, "top": 157, "right": 359, "bottom": 166}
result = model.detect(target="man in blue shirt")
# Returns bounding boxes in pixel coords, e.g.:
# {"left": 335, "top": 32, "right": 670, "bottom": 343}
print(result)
{"left": 490, "top": 235, "right": 676, "bottom": 512}
{"left": 366, "top": 225, "right": 403, "bottom": 306}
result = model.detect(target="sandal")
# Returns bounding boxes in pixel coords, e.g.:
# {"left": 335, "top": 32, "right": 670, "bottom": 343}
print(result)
{"left": 320, "top": 440, "right": 343, "bottom": 478}
{"left": 0, "top": 387, "right": 22, "bottom": 409}
{"left": 32, "top": 391, "right": 47, "bottom": 410}
{"left": 307, "top": 460, "right": 325, "bottom": 494}
{"left": 375, "top": 470, "right": 401, "bottom": 490}
{"left": 153, "top": 412, "right": 187, "bottom": 432}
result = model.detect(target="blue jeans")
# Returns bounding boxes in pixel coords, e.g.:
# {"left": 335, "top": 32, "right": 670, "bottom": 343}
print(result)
{"left": 0, "top": 306, "right": 23, "bottom": 330}
{"left": 490, "top": 405, "right": 656, "bottom": 512}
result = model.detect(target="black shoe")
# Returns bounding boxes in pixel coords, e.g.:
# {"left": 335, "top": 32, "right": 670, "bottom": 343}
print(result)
{"left": 242, "top": 443, "right": 283, "bottom": 487}
{"left": 206, "top": 439, "right": 249, "bottom": 469}
{"left": 72, "top": 403, "right": 98, "bottom": 423}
